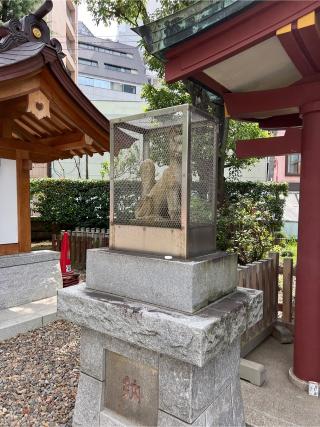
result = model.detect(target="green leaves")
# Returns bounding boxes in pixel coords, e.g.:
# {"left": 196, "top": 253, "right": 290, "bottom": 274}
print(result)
{"left": 81, "top": 0, "right": 270, "bottom": 189}
{"left": 31, "top": 178, "right": 287, "bottom": 266}
{"left": 78, "top": 0, "right": 149, "bottom": 27}
{"left": 141, "top": 81, "right": 191, "bottom": 111}
{"left": 225, "top": 120, "right": 270, "bottom": 180}
{"left": 0, "top": 0, "right": 41, "bottom": 24}
{"left": 217, "top": 181, "right": 288, "bottom": 265}
{"left": 30, "top": 179, "right": 109, "bottom": 229}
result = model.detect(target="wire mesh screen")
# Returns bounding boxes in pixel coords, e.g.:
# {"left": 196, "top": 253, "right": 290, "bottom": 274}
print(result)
{"left": 189, "top": 110, "right": 218, "bottom": 226}
{"left": 112, "top": 109, "right": 184, "bottom": 228}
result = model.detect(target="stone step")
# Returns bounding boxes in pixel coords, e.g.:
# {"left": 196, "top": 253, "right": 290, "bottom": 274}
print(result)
{"left": 0, "top": 296, "right": 57, "bottom": 341}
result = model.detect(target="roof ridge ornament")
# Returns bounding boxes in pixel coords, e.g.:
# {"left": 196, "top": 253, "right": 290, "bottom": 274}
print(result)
{"left": 0, "top": 0, "right": 64, "bottom": 58}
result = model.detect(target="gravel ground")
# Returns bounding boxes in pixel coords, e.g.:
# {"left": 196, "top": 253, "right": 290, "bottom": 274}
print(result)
{"left": 0, "top": 320, "right": 80, "bottom": 426}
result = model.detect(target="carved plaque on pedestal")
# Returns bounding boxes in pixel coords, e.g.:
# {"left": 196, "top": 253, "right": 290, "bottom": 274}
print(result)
{"left": 105, "top": 351, "right": 159, "bottom": 426}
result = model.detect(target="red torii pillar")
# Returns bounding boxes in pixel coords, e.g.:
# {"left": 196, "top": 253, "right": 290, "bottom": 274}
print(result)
{"left": 237, "top": 105, "right": 320, "bottom": 383}
{"left": 295, "top": 101, "right": 320, "bottom": 381}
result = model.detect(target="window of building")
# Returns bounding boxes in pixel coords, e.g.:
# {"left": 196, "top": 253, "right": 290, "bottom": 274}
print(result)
{"left": 78, "top": 58, "right": 98, "bottom": 67}
{"left": 78, "top": 75, "right": 136, "bottom": 94}
{"left": 123, "top": 84, "right": 136, "bottom": 94}
{"left": 286, "top": 154, "right": 301, "bottom": 176}
{"left": 111, "top": 82, "right": 123, "bottom": 92}
{"left": 79, "top": 42, "right": 133, "bottom": 59}
{"left": 104, "top": 63, "right": 138, "bottom": 74}
{"left": 78, "top": 75, "right": 111, "bottom": 89}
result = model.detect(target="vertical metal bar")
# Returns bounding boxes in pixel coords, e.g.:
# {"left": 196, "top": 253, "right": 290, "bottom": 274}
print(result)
{"left": 181, "top": 105, "right": 191, "bottom": 257}
{"left": 109, "top": 121, "right": 115, "bottom": 248}
{"left": 143, "top": 132, "right": 150, "bottom": 160}
{"left": 212, "top": 123, "right": 219, "bottom": 241}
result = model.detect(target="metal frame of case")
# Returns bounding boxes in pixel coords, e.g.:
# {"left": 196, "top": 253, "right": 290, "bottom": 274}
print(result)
{"left": 109, "top": 104, "right": 218, "bottom": 258}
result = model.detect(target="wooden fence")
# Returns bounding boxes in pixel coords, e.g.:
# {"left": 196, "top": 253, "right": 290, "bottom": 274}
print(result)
{"left": 52, "top": 228, "right": 109, "bottom": 270}
{"left": 239, "top": 252, "right": 296, "bottom": 356}
{"left": 278, "top": 258, "right": 296, "bottom": 324}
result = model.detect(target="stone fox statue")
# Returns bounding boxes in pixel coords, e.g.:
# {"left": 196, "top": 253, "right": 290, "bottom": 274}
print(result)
{"left": 135, "top": 132, "right": 182, "bottom": 222}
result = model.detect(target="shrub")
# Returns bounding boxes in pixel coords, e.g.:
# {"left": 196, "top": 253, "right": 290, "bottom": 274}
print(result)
{"left": 217, "top": 198, "right": 275, "bottom": 265}
{"left": 30, "top": 179, "right": 287, "bottom": 264}
{"left": 224, "top": 181, "right": 288, "bottom": 232}
{"left": 217, "top": 181, "right": 287, "bottom": 264}
{"left": 30, "top": 179, "right": 109, "bottom": 230}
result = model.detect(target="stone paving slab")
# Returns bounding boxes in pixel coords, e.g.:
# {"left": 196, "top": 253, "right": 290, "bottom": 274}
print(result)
{"left": 0, "top": 296, "right": 58, "bottom": 341}
{"left": 241, "top": 337, "right": 320, "bottom": 426}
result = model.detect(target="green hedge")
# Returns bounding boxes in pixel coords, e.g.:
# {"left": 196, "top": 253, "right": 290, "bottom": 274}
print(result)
{"left": 30, "top": 179, "right": 109, "bottom": 230}
{"left": 224, "top": 181, "right": 288, "bottom": 231}
{"left": 30, "top": 179, "right": 288, "bottom": 254}
{"left": 217, "top": 181, "right": 288, "bottom": 264}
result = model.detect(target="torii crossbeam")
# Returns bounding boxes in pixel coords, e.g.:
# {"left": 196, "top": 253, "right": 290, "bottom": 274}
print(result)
{"left": 136, "top": 0, "right": 320, "bottom": 384}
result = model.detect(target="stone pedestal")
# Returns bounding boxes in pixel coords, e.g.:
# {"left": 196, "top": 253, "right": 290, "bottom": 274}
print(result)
{"left": 0, "top": 250, "right": 62, "bottom": 309}
{"left": 58, "top": 282, "right": 262, "bottom": 427}
{"left": 86, "top": 249, "right": 237, "bottom": 313}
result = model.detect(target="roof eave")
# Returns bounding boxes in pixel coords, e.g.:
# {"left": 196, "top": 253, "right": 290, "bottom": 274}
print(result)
{"left": 133, "top": 0, "right": 258, "bottom": 59}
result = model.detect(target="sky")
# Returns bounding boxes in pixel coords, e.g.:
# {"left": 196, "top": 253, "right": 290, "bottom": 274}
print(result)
{"left": 78, "top": 3, "right": 117, "bottom": 40}
{"left": 77, "top": 1, "right": 159, "bottom": 43}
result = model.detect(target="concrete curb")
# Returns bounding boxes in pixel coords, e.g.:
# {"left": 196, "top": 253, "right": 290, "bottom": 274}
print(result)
{"left": 0, "top": 296, "right": 58, "bottom": 341}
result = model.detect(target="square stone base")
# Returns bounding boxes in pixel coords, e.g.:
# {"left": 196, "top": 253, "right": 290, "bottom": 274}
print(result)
{"left": 86, "top": 249, "right": 237, "bottom": 313}
{"left": 0, "top": 250, "right": 62, "bottom": 309}
{"left": 73, "top": 329, "right": 244, "bottom": 427}
{"left": 58, "top": 285, "right": 263, "bottom": 427}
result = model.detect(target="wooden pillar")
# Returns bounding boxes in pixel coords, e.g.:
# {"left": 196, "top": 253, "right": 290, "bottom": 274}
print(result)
{"left": 16, "top": 151, "right": 32, "bottom": 253}
{"left": 294, "top": 101, "right": 320, "bottom": 382}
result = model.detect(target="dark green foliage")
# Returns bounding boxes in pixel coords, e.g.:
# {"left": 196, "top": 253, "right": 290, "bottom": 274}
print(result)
{"left": 223, "top": 181, "right": 288, "bottom": 231}
{"left": 217, "top": 181, "right": 288, "bottom": 264}
{"left": 30, "top": 179, "right": 109, "bottom": 230}
{"left": 217, "top": 199, "right": 275, "bottom": 265}
{"left": 31, "top": 179, "right": 287, "bottom": 264}
{"left": 0, "top": 0, "right": 41, "bottom": 24}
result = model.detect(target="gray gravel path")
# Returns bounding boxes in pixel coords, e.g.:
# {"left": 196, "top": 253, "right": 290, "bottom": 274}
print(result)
{"left": 0, "top": 320, "right": 80, "bottom": 426}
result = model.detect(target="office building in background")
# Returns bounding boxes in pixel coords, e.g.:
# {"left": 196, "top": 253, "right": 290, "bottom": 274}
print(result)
{"left": 50, "top": 22, "right": 149, "bottom": 180}
{"left": 77, "top": 22, "right": 148, "bottom": 104}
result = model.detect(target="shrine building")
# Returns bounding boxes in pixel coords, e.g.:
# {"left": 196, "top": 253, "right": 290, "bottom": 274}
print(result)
{"left": 0, "top": 0, "right": 109, "bottom": 256}
{"left": 136, "top": 0, "right": 320, "bottom": 384}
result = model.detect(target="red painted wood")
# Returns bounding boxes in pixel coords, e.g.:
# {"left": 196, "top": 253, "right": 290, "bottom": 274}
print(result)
{"left": 297, "top": 20, "right": 320, "bottom": 71}
{"left": 224, "top": 80, "right": 320, "bottom": 118}
{"left": 258, "top": 114, "right": 302, "bottom": 129}
{"left": 236, "top": 128, "right": 301, "bottom": 158}
{"left": 294, "top": 101, "right": 320, "bottom": 382}
{"left": 277, "top": 27, "right": 315, "bottom": 76}
{"left": 165, "top": 1, "right": 320, "bottom": 84}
